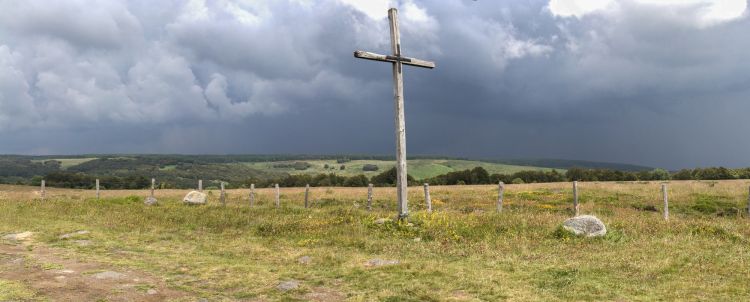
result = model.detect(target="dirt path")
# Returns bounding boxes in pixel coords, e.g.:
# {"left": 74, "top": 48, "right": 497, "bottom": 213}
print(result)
{"left": 0, "top": 232, "right": 190, "bottom": 301}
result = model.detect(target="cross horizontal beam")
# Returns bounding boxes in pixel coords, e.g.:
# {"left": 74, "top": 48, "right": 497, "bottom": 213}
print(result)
{"left": 354, "top": 50, "right": 435, "bottom": 69}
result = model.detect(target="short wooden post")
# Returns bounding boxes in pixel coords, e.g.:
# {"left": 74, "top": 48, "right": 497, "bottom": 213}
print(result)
{"left": 304, "top": 184, "right": 310, "bottom": 208}
{"left": 747, "top": 186, "right": 750, "bottom": 217}
{"left": 249, "top": 184, "right": 255, "bottom": 207}
{"left": 95, "top": 179, "right": 100, "bottom": 200}
{"left": 150, "top": 178, "right": 155, "bottom": 198}
{"left": 275, "top": 184, "right": 280, "bottom": 208}
{"left": 573, "top": 181, "right": 579, "bottom": 216}
{"left": 41, "top": 180, "right": 46, "bottom": 200}
{"left": 220, "top": 182, "right": 226, "bottom": 206}
{"left": 198, "top": 179, "right": 203, "bottom": 192}
{"left": 661, "top": 184, "right": 669, "bottom": 220}
{"left": 367, "top": 184, "right": 373, "bottom": 211}
{"left": 423, "top": 183, "right": 432, "bottom": 212}
{"left": 497, "top": 181, "right": 504, "bottom": 212}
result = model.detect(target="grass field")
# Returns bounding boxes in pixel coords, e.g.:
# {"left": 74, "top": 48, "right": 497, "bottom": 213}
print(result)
{"left": 241, "top": 159, "right": 559, "bottom": 179}
{"left": 1, "top": 180, "right": 750, "bottom": 301}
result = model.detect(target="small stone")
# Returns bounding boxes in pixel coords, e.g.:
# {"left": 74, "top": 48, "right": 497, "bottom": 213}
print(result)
{"left": 54, "top": 276, "right": 66, "bottom": 281}
{"left": 3, "top": 231, "right": 34, "bottom": 241}
{"left": 366, "top": 259, "right": 400, "bottom": 267}
{"left": 147, "top": 289, "right": 158, "bottom": 295}
{"left": 413, "top": 237, "right": 421, "bottom": 242}
{"left": 562, "top": 215, "right": 607, "bottom": 237}
{"left": 59, "top": 269, "right": 75, "bottom": 274}
{"left": 59, "top": 230, "right": 89, "bottom": 239}
{"left": 91, "top": 271, "right": 126, "bottom": 280}
{"left": 277, "top": 280, "right": 300, "bottom": 291}
{"left": 144, "top": 196, "right": 158, "bottom": 206}
{"left": 183, "top": 191, "right": 208, "bottom": 205}
{"left": 298, "top": 256, "right": 312, "bottom": 265}
{"left": 374, "top": 218, "right": 391, "bottom": 225}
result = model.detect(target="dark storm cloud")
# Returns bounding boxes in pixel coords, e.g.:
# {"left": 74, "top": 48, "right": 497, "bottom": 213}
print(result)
{"left": 0, "top": 0, "right": 748, "bottom": 169}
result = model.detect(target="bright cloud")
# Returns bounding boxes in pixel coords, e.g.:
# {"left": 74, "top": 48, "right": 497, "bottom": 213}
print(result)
{"left": 549, "top": 0, "right": 747, "bottom": 25}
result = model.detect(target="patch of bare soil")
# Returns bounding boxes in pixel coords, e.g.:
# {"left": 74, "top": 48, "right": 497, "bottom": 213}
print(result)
{"left": 0, "top": 233, "right": 189, "bottom": 301}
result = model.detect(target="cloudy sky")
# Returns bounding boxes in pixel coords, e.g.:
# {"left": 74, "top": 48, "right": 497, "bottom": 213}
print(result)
{"left": 0, "top": 0, "right": 748, "bottom": 169}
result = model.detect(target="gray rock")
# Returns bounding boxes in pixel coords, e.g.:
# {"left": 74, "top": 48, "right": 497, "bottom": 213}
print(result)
{"left": 59, "top": 230, "right": 89, "bottom": 239}
{"left": 366, "top": 259, "right": 400, "bottom": 267}
{"left": 147, "top": 289, "right": 158, "bottom": 295}
{"left": 562, "top": 215, "right": 607, "bottom": 237}
{"left": 183, "top": 191, "right": 207, "bottom": 205}
{"left": 3, "top": 231, "right": 33, "bottom": 241}
{"left": 277, "top": 280, "right": 300, "bottom": 291}
{"left": 91, "top": 271, "right": 126, "bottom": 280}
{"left": 298, "top": 256, "right": 312, "bottom": 265}
{"left": 144, "top": 196, "right": 158, "bottom": 206}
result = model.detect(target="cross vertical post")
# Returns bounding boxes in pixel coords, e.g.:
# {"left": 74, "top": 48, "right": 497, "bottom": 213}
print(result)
{"left": 354, "top": 8, "right": 435, "bottom": 220}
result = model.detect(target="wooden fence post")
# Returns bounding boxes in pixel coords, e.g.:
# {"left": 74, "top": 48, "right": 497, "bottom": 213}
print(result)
{"left": 220, "top": 182, "right": 226, "bottom": 207}
{"left": 367, "top": 184, "right": 373, "bottom": 211}
{"left": 661, "top": 184, "right": 669, "bottom": 220}
{"left": 497, "top": 181, "right": 505, "bottom": 212}
{"left": 573, "top": 181, "right": 579, "bottom": 216}
{"left": 747, "top": 186, "right": 750, "bottom": 217}
{"left": 198, "top": 179, "right": 203, "bottom": 192}
{"left": 150, "top": 178, "right": 155, "bottom": 198}
{"left": 275, "top": 184, "right": 280, "bottom": 208}
{"left": 423, "top": 183, "right": 432, "bottom": 212}
{"left": 305, "top": 184, "right": 310, "bottom": 208}
{"left": 249, "top": 184, "right": 255, "bottom": 207}
{"left": 41, "top": 180, "right": 45, "bottom": 200}
{"left": 96, "top": 179, "right": 100, "bottom": 200}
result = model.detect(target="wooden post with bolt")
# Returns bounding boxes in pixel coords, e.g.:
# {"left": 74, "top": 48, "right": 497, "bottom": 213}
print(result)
{"left": 275, "top": 184, "right": 280, "bottom": 208}
{"left": 305, "top": 184, "right": 310, "bottom": 208}
{"left": 661, "top": 184, "right": 669, "bottom": 220}
{"left": 367, "top": 184, "right": 373, "bottom": 211}
{"left": 497, "top": 181, "right": 505, "bottom": 212}
{"left": 41, "top": 180, "right": 45, "bottom": 200}
{"left": 220, "top": 182, "right": 226, "bottom": 207}
{"left": 423, "top": 183, "right": 432, "bottom": 212}
{"left": 573, "top": 181, "right": 579, "bottom": 216}
{"left": 249, "top": 184, "right": 255, "bottom": 207}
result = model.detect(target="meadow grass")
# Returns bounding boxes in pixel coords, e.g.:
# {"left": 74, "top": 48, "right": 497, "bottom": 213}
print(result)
{"left": 1, "top": 181, "right": 749, "bottom": 301}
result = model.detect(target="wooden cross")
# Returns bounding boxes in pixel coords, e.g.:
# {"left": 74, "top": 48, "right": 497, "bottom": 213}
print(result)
{"left": 354, "top": 8, "right": 435, "bottom": 219}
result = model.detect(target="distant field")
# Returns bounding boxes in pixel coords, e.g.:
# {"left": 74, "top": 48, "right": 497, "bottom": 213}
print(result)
{"left": 1, "top": 180, "right": 749, "bottom": 300}
{"left": 241, "top": 159, "right": 560, "bottom": 179}
{"left": 31, "top": 158, "right": 98, "bottom": 169}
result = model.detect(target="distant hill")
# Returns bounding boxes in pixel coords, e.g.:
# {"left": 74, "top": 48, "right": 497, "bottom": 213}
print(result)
{"left": 489, "top": 158, "right": 653, "bottom": 172}
{"left": 0, "top": 154, "right": 653, "bottom": 188}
